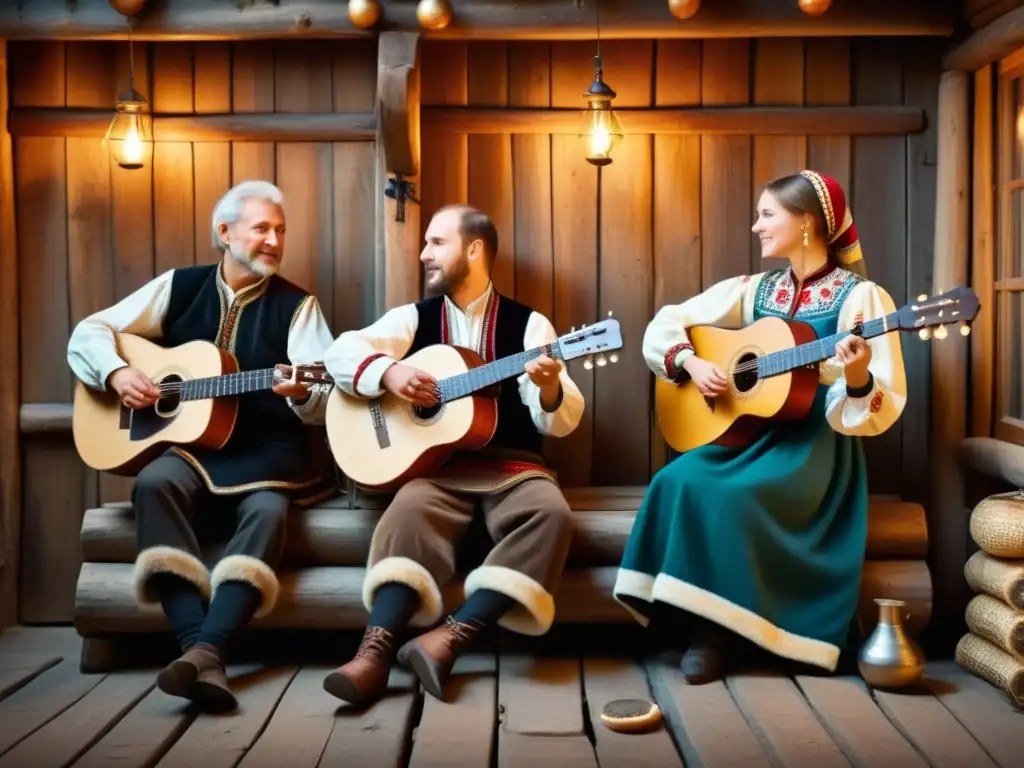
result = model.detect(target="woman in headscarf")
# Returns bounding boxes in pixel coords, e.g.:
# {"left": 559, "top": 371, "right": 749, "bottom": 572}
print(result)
{"left": 613, "top": 170, "right": 907, "bottom": 683}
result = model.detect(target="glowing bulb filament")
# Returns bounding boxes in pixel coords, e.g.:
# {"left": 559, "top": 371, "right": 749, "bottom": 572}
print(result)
{"left": 122, "top": 118, "right": 143, "bottom": 165}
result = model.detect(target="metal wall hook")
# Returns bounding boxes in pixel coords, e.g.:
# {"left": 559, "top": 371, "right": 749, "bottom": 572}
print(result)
{"left": 385, "top": 174, "right": 420, "bottom": 223}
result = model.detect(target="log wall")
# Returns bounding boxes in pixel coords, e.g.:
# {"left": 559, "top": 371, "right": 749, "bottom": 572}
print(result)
{"left": 7, "top": 35, "right": 944, "bottom": 625}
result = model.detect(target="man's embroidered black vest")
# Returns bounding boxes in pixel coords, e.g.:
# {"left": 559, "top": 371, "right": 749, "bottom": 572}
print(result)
{"left": 406, "top": 293, "right": 545, "bottom": 458}
{"left": 159, "top": 264, "right": 325, "bottom": 496}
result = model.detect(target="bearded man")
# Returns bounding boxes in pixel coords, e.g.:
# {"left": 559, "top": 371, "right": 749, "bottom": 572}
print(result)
{"left": 66, "top": 180, "right": 335, "bottom": 711}
{"left": 320, "top": 204, "right": 585, "bottom": 704}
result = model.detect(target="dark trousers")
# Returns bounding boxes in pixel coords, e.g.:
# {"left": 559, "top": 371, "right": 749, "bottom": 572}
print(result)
{"left": 131, "top": 453, "right": 290, "bottom": 622}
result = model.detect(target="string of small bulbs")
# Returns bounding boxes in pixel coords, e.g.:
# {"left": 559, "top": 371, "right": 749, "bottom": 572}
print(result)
{"left": 348, "top": 0, "right": 454, "bottom": 30}
{"left": 669, "top": 0, "right": 832, "bottom": 18}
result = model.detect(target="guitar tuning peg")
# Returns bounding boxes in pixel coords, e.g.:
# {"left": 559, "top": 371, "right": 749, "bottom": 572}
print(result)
{"left": 581, "top": 323, "right": 587, "bottom": 329}
{"left": 609, "top": 352, "right": 618, "bottom": 364}
{"left": 933, "top": 324, "right": 948, "bottom": 340}
{"left": 959, "top": 321, "right": 971, "bottom": 337}
{"left": 596, "top": 353, "right": 607, "bottom": 367}
{"left": 917, "top": 293, "right": 928, "bottom": 302}
{"left": 918, "top": 328, "right": 932, "bottom": 341}
{"left": 570, "top": 326, "right": 576, "bottom": 333}
{"left": 607, "top": 310, "right": 614, "bottom": 317}
{"left": 583, "top": 355, "right": 594, "bottom": 370}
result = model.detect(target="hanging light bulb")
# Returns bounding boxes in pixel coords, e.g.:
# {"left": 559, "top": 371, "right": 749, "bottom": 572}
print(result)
{"left": 104, "top": 19, "right": 150, "bottom": 170}
{"left": 348, "top": 0, "right": 382, "bottom": 28}
{"left": 417, "top": 0, "right": 453, "bottom": 30}
{"left": 667, "top": 0, "right": 700, "bottom": 19}
{"left": 579, "top": 54, "right": 623, "bottom": 167}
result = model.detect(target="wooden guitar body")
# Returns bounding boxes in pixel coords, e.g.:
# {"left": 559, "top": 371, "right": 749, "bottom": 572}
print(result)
{"left": 325, "top": 344, "right": 499, "bottom": 492}
{"left": 72, "top": 334, "right": 239, "bottom": 475}
{"left": 654, "top": 316, "right": 821, "bottom": 454}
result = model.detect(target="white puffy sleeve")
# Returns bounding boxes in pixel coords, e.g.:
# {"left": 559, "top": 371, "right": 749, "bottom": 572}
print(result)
{"left": 822, "top": 280, "right": 907, "bottom": 437}
{"left": 322, "top": 304, "right": 419, "bottom": 398}
{"left": 642, "top": 274, "right": 759, "bottom": 381}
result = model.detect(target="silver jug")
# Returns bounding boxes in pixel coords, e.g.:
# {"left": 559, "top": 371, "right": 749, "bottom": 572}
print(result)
{"left": 858, "top": 598, "right": 926, "bottom": 688}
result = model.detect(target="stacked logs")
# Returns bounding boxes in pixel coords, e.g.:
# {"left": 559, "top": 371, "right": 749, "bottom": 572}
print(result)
{"left": 73, "top": 488, "right": 933, "bottom": 669}
{"left": 958, "top": 491, "right": 1024, "bottom": 709}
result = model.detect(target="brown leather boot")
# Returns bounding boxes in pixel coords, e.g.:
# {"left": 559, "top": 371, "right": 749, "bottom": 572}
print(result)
{"left": 156, "top": 642, "right": 237, "bottom": 711}
{"left": 396, "top": 616, "right": 484, "bottom": 701}
{"left": 323, "top": 626, "right": 398, "bottom": 705}
{"left": 680, "top": 621, "right": 730, "bottom": 685}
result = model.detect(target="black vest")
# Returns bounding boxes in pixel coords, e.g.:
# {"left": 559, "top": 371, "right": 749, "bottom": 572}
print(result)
{"left": 160, "top": 264, "right": 330, "bottom": 498}
{"left": 406, "top": 293, "right": 544, "bottom": 457}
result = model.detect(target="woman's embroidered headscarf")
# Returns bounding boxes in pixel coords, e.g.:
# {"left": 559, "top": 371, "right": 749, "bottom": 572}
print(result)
{"left": 798, "top": 170, "right": 867, "bottom": 277}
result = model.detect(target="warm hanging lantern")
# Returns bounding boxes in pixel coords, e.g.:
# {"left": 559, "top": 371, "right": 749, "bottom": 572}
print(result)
{"left": 798, "top": 0, "right": 831, "bottom": 16}
{"left": 667, "top": 0, "right": 700, "bottom": 20}
{"left": 417, "top": 0, "right": 453, "bottom": 30}
{"left": 348, "top": 0, "right": 382, "bottom": 28}
{"left": 579, "top": 54, "right": 623, "bottom": 167}
{"left": 104, "top": 85, "right": 149, "bottom": 170}
{"left": 104, "top": 17, "right": 149, "bottom": 170}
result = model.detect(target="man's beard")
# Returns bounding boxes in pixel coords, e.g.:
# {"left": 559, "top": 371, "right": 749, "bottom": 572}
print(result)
{"left": 424, "top": 253, "right": 469, "bottom": 298}
{"left": 230, "top": 241, "right": 278, "bottom": 277}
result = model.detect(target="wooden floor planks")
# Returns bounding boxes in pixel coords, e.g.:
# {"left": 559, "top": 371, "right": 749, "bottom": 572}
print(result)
{"left": 0, "top": 627, "right": 1021, "bottom": 767}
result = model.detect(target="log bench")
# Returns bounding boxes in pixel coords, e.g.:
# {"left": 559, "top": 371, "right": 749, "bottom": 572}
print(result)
{"left": 73, "top": 487, "right": 933, "bottom": 669}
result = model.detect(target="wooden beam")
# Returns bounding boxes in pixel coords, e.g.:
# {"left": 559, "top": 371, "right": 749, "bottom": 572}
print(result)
{"left": 0, "top": 0, "right": 956, "bottom": 41}
{"left": 8, "top": 109, "right": 377, "bottom": 142}
{"left": 929, "top": 71, "right": 972, "bottom": 650}
{"left": 19, "top": 403, "right": 72, "bottom": 434}
{"left": 376, "top": 31, "right": 421, "bottom": 312}
{"left": 0, "top": 40, "right": 20, "bottom": 631}
{"left": 971, "top": 65, "right": 995, "bottom": 438}
{"left": 943, "top": 4, "right": 1024, "bottom": 71}
{"left": 420, "top": 106, "right": 927, "bottom": 135}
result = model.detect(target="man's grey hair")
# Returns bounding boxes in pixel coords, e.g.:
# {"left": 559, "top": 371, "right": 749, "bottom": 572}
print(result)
{"left": 211, "top": 180, "right": 284, "bottom": 252}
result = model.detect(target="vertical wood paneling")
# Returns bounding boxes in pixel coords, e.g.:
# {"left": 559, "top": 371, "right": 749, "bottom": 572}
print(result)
{"left": 853, "top": 38, "right": 908, "bottom": 496}
{"left": 466, "top": 42, "right": 514, "bottom": 297}
{"left": 11, "top": 41, "right": 82, "bottom": 623}
{"left": 805, "top": 40, "right": 852, "bottom": 193}
{"left": 152, "top": 44, "right": 195, "bottom": 273}
{"left": 701, "top": 39, "right": 751, "bottom": 289}
{"left": 752, "top": 38, "right": 806, "bottom": 275}
{"left": 274, "top": 41, "right": 335, "bottom": 304}
{"left": 192, "top": 44, "right": 232, "bottom": 266}
{"left": 549, "top": 41, "right": 599, "bottom": 487}
{"left": 232, "top": 43, "right": 276, "bottom": 183}
{"left": 651, "top": 40, "right": 702, "bottom": 475}
{"left": 510, "top": 42, "right": 554, "bottom": 319}
{"left": 332, "top": 39, "right": 378, "bottom": 333}
{"left": 902, "top": 39, "right": 942, "bottom": 508}
{"left": 420, "top": 41, "right": 468, "bottom": 252}
{"left": 594, "top": 41, "right": 655, "bottom": 485}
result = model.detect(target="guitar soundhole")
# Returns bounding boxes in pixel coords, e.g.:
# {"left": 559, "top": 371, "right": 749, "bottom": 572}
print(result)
{"left": 413, "top": 402, "right": 443, "bottom": 423}
{"left": 154, "top": 374, "right": 182, "bottom": 416}
{"left": 732, "top": 352, "right": 760, "bottom": 394}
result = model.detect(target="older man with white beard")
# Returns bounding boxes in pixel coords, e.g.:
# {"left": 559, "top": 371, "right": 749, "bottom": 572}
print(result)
{"left": 66, "top": 180, "right": 335, "bottom": 712}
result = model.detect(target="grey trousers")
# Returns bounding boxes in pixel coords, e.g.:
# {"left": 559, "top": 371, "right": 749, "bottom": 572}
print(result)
{"left": 131, "top": 453, "right": 289, "bottom": 619}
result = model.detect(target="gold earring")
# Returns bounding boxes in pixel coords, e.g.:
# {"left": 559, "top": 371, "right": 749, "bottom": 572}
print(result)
{"left": 802, "top": 227, "right": 809, "bottom": 248}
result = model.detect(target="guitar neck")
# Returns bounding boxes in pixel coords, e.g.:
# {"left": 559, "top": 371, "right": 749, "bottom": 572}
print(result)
{"left": 758, "top": 312, "right": 895, "bottom": 378}
{"left": 438, "top": 344, "right": 565, "bottom": 401}
{"left": 178, "top": 368, "right": 278, "bottom": 401}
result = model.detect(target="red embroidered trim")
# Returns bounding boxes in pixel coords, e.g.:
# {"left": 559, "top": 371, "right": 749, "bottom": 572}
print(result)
{"left": 483, "top": 294, "right": 500, "bottom": 362}
{"left": 352, "top": 353, "right": 386, "bottom": 394}
{"left": 869, "top": 390, "right": 883, "bottom": 414}
{"left": 440, "top": 303, "right": 450, "bottom": 345}
{"left": 664, "top": 342, "right": 694, "bottom": 380}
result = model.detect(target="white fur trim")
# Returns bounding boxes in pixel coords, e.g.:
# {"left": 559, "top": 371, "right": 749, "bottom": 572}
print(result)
{"left": 210, "top": 554, "right": 280, "bottom": 619}
{"left": 612, "top": 567, "right": 840, "bottom": 671}
{"left": 463, "top": 564, "right": 556, "bottom": 636}
{"left": 133, "top": 546, "right": 211, "bottom": 606}
{"left": 363, "top": 556, "right": 444, "bottom": 628}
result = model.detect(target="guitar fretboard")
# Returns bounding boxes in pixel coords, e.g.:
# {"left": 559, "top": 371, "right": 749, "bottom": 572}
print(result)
{"left": 757, "top": 313, "right": 894, "bottom": 378}
{"left": 437, "top": 344, "right": 565, "bottom": 402}
{"left": 179, "top": 368, "right": 277, "bottom": 401}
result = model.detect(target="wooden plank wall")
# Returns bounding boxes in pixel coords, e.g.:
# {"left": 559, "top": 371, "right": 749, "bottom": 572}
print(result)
{"left": 8, "top": 39, "right": 378, "bottom": 624}
{"left": 418, "top": 37, "right": 943, "bottom": 495}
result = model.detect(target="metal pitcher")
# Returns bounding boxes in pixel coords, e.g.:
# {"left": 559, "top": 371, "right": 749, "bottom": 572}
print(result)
{"left": 858, "top": 598, "right": 926, "bottom": 688}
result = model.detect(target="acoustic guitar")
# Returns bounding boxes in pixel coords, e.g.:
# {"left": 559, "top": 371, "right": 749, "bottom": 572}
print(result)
{"left": 72, "top": 333, "right": 334, "bottom": 475}
{"left": 655, "top": 286, "right": 980, "bottom": 454}
{"left": 324, "top": 316, "right": 624, "bottom": 491}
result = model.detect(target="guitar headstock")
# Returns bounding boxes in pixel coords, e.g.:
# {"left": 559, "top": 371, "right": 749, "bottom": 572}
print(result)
{"left": 896, "top": 286, "right": 980, "bottom": 341}
{"left": 556, "top": 312, "right": 623, "bottom": 370}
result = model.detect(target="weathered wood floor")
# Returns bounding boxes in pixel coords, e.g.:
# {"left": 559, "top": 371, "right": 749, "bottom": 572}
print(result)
{"left": 0, "top": 626, "right": 1021, "bottom": 768}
